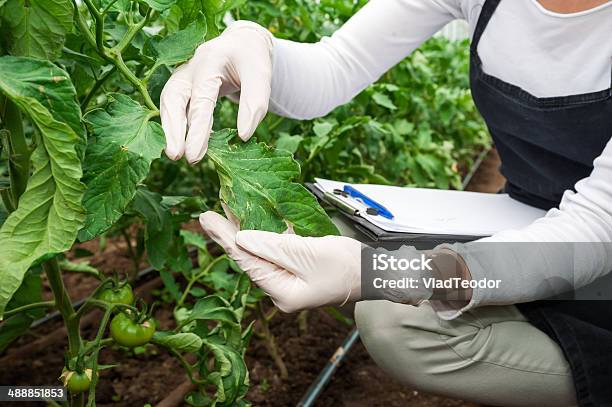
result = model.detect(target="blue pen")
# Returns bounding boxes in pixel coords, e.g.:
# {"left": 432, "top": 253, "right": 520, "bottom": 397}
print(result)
{"left": 342, "top": 185, "right": 394, "bottom": 220}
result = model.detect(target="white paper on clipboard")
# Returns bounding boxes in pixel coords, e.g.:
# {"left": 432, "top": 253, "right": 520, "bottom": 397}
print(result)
{"left": 314, "top": 178, "right": 546, "bottom": 237}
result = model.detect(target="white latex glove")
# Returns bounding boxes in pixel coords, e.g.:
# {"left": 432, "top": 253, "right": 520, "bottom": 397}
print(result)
{"left": 199, "top": 210, "right": 362, "bottom": 313}
{"left": 160, "top": 21, "right": 273, "bottom": 163}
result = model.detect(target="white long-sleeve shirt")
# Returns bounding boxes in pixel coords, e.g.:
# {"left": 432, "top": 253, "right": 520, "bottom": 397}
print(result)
{"left": 267, "top": 0, "right": 612, "bottom": 315}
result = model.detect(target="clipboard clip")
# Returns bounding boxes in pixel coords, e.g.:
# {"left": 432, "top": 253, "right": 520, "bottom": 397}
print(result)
{"left": 324, "top": 191, "right": 359, "bottom": 216}
{"left": 342, "top": 185, "right": 394, "bottom": 220}
{"left": 324, "top": 186, "right": 394, "bottom": 220}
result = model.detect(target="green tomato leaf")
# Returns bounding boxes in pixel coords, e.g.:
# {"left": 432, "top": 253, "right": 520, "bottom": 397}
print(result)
{"left": 0, "top": 57, "right": 85, "bottom": 318}
{"left": 58, "top": 259, "right": 100, "bottom": 278}
{"left": 130, "top": 187, "right": 173, "bottom": 269}
{"left": 275, "top": 133, "right": 303, "bottom": 154}
{"left": 0, "top": 313, "right": 32, "bottom": 351}
{"left": 142, "top": 0, "right": 177, "bottom": 11}
{"left": 99, "top": 0, "right": 130, "bottom": 12}
{"left": 131, "top": 187, "right": 168, "bottom": 232}
{"left": 0, "top": 201, "right": 7, "bottom": 228}
{"left": 160, "top": 270, "right": 182, "bottom": 302}
{"left": 207, "top": 129, "right": 339, "bottom": 237}
{"left": 313, "top": 121, "right": 334, "bottom": 138}
{"left": 152, "top": 331, "right": 203, "bottom": 353}
{"left": 202, "top": 339, "right": 249, "bottom": 406}
{"left": 371, "top": 92, "right": 397, "bottom": 110}
{"left": 186, "top": 295, "right": 239, "bottom": 326}
{"left": 184, "top": 392, "right": 213, "bottom": 407}
{"left": 0, "top": 267, "right": 43, "bottom": 352}
{"left": 180, "top": 229, "right": 208, "bottom": 250}
{"left": 0, "top": 58, "right": 84, "bottom": 138}
{"left": 415, "top": 154, "right": 444, "bottom": 179}
{"left": 173, "top": 0, "right": 242, "bottom": 36}
{"left": 0, "top": 0, "right": 73, "bottom": 60}
{"left": 144, "top": 13, "right": 207, "bottom": 72}
{"left": 147, "top": 64, "right": 172, "bottom": 108}
{"left": 393, "top": 119, "right": 415, "bottom": 137}
{"left": 79, "top": 94, "right": 165, "bottom": 241}
{"left": 201, "top": 261, "right": 238, "bottom": 299}
{"left": 229, "top": 272, "right": 250, "bottom": 319}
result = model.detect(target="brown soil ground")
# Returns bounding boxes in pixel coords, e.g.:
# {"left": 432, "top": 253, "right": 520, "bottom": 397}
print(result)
{"left": 465, "top": 149, "right": 505, "bottom": 193}
{"left": 0, "top": 150, "right": 502, "bottom": 406}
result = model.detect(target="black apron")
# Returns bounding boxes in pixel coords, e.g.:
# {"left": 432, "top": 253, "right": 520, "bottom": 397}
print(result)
{"left": 469, "top": 1, "right": 612, "bottom": 405}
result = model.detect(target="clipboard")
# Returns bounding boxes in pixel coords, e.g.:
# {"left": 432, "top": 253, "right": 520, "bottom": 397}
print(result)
{"left": 307, "top": 183, "right": 483, "bottom": 244}
{"left": 307, "top": 177, "right": 547, "bottom": 245}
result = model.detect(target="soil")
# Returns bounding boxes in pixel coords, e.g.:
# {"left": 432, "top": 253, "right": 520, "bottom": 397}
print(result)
{"left": 465, "top": 148, "right": 505, "bottom": 193}
{"left": 246, "top": 307, "right": 477, "bottom": 407}
{"left": 0, "top": 151, "right": 502, "bottom": 406}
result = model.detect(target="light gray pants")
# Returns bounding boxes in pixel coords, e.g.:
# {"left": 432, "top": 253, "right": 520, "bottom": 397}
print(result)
{"left": 355, "top": 301, "right": 577, "bottom": 407}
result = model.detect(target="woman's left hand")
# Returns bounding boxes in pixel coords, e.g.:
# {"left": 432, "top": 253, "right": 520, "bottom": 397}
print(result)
{"left": 199, "top": 211, "right": 362, "bottom": 313}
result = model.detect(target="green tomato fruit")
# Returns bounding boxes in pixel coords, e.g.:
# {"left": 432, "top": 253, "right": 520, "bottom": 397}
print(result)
{"left": 110, "top": 312, "right": 156, "bottom": 348}
{"left": 60, "top": 368, "right": 93, "bottom": 393}
{"left": 97, "top": 284, "right": 135, "bottom": 305}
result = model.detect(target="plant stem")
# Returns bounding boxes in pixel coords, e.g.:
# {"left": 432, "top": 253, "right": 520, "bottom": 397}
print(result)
{"left": 111, "top": 51, "right": 158, "bottom": 112}
{"left": 267, "top": 116, "right": 284, "bottom": 132}
{"left": 81, "top": 66, "right": 117, "bottom": 111}
{"left": 82, "top": 338, "right": 113, "bottom": 355}
{"left": 114, "top": 8, "right": 152, "bottom": 54}
{"left": 297, "top": 310, "right": 309, "bottom": 334}
{"left": 43, "top": 258, "right": 82, "bottom": 358}
{"left": 166, "top": 348, "right": 207, "bottom": 385}
{"left": 0, "top": 98, "right": 30, "bottom": 212}
{"left": 71, "top": 1, "right": 98, "bottom": 53}
{"left": 120, "top": 228, "right": 140, "bottom": 279}
{"left": 76, "top": 299, "right": 137, "bottom": 321}
{"left": 3, "top": 301, "right": 55, "bottom": 318}
{"left": 81, "top": 0, "right": 106, "bottom": 56}
{"left": 73, "top": 0, "right": 157, "bottom": 112}
{"left": 256, "top": 302, "right": 288, "bottom": 380}
{"left": 176, "top": 256, "right": 228, "bottom": 309}
{"left": 86, "top": 308, "right": 113, "bottom": 407}
{"left": 100, "top": 0, "right": 120, "bottom": 15}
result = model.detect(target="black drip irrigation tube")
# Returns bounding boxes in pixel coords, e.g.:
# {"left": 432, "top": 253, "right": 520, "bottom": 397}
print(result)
{"left": 296, "top": 328, "right": 360, "bottom": 407}
{"left": 460, "top": 147, "right": 490, "bottom": 190}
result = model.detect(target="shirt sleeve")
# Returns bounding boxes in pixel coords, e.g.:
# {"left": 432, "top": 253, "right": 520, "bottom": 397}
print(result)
{"left": 436, "top": 137, "right": 612, "bottom": 320}
{"left": 268, "top": 0, "right": 461, "bottom": 119}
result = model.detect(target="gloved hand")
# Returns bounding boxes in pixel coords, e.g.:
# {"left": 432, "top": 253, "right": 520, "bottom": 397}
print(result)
{"left": 199, "top": 210, "right": 361, "bottom": 313}
{"left": 160, "top": 21, "right": 273, "bottom": 163}
{"left": 198, "top": 209, "right": 473, "bottom": 312}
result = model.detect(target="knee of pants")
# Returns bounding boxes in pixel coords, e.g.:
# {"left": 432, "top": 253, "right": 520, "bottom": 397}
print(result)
{"left": 354, "top": 300, "right": 486, "bottom": 389}
{"left": 355, "top": 301, "right": 577, "bottom": 407}
{"left": 355, "top": 300, "right": 448, "bottom": 386}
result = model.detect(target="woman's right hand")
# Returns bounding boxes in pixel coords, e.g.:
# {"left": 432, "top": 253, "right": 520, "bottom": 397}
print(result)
{"left": 160, "top": 21, "right": 274, "bottom": 164}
